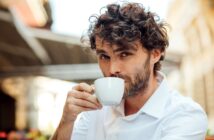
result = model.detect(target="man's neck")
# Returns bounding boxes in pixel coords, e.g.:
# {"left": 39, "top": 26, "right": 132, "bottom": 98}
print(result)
{"left": 124, "top": 74, "right": 159, "bottom": 116}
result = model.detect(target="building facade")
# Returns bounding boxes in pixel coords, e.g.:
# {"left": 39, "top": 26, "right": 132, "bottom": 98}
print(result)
{"left": 167, "top": 0, "right": 214, "bottom": 131}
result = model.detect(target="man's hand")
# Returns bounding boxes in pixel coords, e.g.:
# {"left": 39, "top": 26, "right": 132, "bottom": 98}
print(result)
{"left": 50, "top": 83, "right": 102, "bottom": 140}
{"left": 62, "top": 83, "right": 102, "bottom": 123}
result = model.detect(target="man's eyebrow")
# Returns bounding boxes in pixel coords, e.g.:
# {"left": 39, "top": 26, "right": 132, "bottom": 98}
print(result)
{"left": 96, "top": 49, "right": 106, "bottom": 54}
{"left": 113, "top": 46, "right": 138, "bottom": 53}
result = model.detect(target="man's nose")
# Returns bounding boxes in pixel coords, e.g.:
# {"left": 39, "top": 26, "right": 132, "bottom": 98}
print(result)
{"left": 109, "top": 61, "right": 121, "bottom": 77}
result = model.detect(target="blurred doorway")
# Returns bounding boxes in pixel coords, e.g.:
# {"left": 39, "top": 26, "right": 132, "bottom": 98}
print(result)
{"left": 0, "top": 90, "right": 15, "bottom": 131}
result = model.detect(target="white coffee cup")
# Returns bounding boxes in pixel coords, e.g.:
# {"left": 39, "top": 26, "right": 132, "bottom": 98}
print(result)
{"left": 94, "top": 77, "right": 125, "bottom": 106}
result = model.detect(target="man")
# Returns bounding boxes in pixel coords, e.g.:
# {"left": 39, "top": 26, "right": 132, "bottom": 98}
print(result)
{"left": 51, "top": 2, "right": 208, "bottom": 140}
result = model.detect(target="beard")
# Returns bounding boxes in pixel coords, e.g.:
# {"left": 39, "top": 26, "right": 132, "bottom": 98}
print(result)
{"left": 120, "top": 56, "right": 151, "bottom": 98}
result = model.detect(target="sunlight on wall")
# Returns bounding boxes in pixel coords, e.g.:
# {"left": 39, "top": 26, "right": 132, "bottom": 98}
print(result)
{"left": 29, "top": 76, "right": 77, "bottom": 135}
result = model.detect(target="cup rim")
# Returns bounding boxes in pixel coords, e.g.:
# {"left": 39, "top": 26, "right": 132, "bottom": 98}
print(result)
{"left": 95, "top": 77, "right": 124, "bottom": 83}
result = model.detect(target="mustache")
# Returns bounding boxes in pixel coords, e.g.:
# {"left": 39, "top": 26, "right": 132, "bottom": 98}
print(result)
{"left": 110, "top": 73, "right": 128, "bottom": 80}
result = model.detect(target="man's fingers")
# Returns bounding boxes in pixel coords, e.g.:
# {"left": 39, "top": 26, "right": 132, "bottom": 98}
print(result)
{"left": 68, "top": 90, "right": 102, "bottom": 108}
{"left": 69, "top": 90, "right": 101, "bottom": 107}
{"left": 68, "top": 97, "right": 100, "bottom": 109}
{"left": 72, "top": 83, "right": 94, "bottom": 93}
{"left": 62, "top": 84, "right": 103, "bottom": 123}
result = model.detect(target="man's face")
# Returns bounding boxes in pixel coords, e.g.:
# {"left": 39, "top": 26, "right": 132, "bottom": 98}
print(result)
{"left": 95, "top": 38, "right": 153, "bottom": 98}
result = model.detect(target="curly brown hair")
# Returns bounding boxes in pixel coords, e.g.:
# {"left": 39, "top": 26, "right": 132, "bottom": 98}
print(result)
{"left": 87, "top": 2, "right": 169, "bottom": 71}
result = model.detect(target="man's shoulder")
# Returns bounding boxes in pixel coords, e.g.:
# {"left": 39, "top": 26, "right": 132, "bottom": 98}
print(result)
{"left": 160, "top": 90, "right": 208, "bottom": 138}
{"left": 167, "top": 90, "right": 204, "bottom": 113}
{"left": 163, "top": 89, "right": 207, "bottom": 125}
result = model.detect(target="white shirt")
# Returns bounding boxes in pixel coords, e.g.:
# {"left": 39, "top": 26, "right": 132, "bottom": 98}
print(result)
{"left": 71, "top": 72, "right": 208, "bottom": 140}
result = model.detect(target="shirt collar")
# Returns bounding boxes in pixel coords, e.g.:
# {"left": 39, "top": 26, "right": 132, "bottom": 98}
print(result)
{"left": 139, "top": 71, "right": 170, "bottom": 118}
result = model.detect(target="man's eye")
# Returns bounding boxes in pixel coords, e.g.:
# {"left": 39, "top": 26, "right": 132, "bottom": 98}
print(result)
{"left": 120, "top": 52, "right": 130, "bottom": 57}
{"left": 99, "top": 54, "right": 110, "bottom": 60}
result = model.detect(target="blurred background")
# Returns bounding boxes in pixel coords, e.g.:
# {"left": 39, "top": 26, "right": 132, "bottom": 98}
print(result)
{"left": 0, "top": 0, "right": 214, "bottom": 139}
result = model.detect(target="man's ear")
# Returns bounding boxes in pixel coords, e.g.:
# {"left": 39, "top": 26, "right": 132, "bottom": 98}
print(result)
{"left": 151, "top": 49, "right": 162, "bottom": 64}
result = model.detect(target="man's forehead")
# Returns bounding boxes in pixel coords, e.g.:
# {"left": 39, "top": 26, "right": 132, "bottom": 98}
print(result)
{"left": 95, "top": 37, "right": 141, "bottom": 51}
